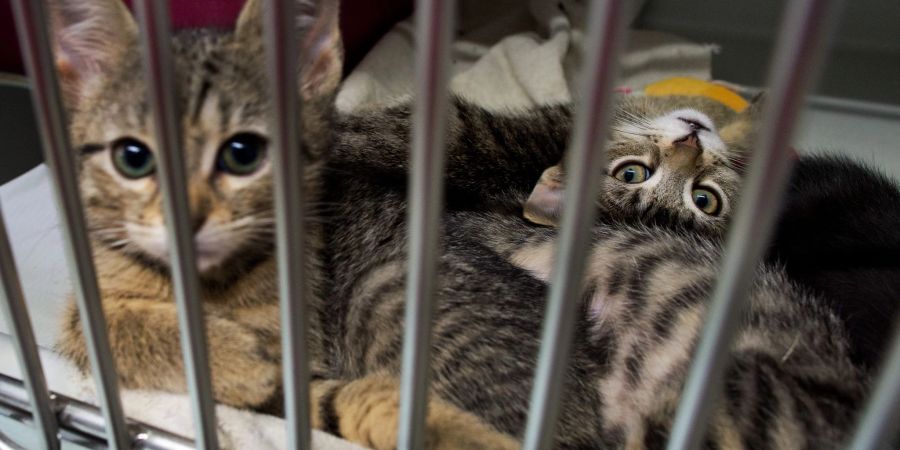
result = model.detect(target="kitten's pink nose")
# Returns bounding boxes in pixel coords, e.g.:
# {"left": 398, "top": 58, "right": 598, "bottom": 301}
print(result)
{"left": 665, "top": 136, "right": 702, "bottom": 171}
{"left": 675, "top": 132, "right": 701, "bottom": 150}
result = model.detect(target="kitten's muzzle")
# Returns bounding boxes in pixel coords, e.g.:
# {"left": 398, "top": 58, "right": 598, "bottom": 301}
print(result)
{"left": 674, "top": 132, "right": 702, "bottom": 151}
{"left": 666, "top": 134, "right": 703, "bottom": 171}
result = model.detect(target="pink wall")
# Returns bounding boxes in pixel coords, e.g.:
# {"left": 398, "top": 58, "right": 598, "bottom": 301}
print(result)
{"left": 1, "top": 0, "right": 412, "bottom": 77}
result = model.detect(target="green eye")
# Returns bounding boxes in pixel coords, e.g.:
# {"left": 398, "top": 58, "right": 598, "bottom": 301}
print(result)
{"left": 112, "top": 138, "right": 156, "bottom": 179}
{"left": 613, "top": 163, "right": 652, "bottom": 184}
{"left": 217, "top": 133, "right": 268, "bottom": 175}
{"left": 692, "top": 187, "right": 722, "bottom": 215}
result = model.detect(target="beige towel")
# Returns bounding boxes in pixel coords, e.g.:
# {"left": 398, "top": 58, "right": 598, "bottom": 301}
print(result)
{"left": 338, "top": 0, "right": 715, "bottom": 112}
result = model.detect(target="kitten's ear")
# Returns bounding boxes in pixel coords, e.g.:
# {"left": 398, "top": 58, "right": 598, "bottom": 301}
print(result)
{"left": 744, "top": 91, "right": 766, "bottom": 119}
{"left": 523, "top": 165, "right": 566, "bottom": 227}
{"left": 49, "top": 0, "right": 138, "bottom": 103}
{"left": 298, "top": 0, "right": 344, "bottom": 101}
{"left": 235, "top": 0, "right": 344, "bottom": 101}
{"left": 719, "top": 91, "right": 765, "bottom": 172}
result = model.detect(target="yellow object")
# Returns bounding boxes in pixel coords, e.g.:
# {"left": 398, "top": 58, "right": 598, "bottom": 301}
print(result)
{"left": 644, "top": 77, "right": 749, "bottom": 112}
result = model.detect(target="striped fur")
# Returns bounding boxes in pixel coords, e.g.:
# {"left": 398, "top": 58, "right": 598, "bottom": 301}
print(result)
{"left": 451, "top": 211, "right": 868, "bottom": 449}
{"left": 52, "top": 0, "right": 870, "bottom": 448}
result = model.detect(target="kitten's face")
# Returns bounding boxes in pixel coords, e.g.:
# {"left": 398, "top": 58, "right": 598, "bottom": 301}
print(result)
{"left": 76, "top": 30, "right": 274, "bottom": 276}
{"left": 54, "top": 0, "right": 341, "bottom": 281}
{"left": 525, "top": 96, "right": 756, "bottom": 234}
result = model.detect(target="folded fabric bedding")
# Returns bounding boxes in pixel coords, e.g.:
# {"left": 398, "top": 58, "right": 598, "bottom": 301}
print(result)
{"left": 0, "top": 0, "right": 716, "bottom": 447}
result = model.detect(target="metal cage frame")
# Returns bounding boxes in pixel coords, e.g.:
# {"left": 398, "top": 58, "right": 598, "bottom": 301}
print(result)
{"left": 2, "top": 0, "right": 899, "bottom": 449}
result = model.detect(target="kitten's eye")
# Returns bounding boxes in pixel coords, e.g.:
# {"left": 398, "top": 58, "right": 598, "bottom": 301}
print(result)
{"left": 111, "top": 138, "right": 156, "bottom": 179}
{"left": 613, "top": 163, "right": 652, "bottom": 184}
{"left": 691, "top": 187, "right": 722, "bottom": 215}
{"left": 218, "top": 133, "right": 267, "bottom": 175}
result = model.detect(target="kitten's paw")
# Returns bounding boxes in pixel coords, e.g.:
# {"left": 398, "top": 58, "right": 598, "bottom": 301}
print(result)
{"left": 424, "top": 405, "right": 520, "bottom": 450}
{"left": 207, "top": 318, "right": 281, "bottom": 408}
{"left": 311, "top": 375, "right": 519, "bottom": 450}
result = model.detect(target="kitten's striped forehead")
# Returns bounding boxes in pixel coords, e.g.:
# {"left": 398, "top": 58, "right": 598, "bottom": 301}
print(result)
{"left": 168, "top": 29, "right": 269, "bottom": 172}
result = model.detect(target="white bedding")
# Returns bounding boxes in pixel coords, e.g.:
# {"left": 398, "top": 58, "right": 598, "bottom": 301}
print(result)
{"left": 0, "top": 0, "right": 716, "bottom": 447}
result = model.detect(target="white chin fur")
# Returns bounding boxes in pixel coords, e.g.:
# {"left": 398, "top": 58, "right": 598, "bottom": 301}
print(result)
{"left": 126, "top": 224, "right": 234, "bottom": 274}
{"left": 651, "top": 109, "right": 726, "bottom": 154}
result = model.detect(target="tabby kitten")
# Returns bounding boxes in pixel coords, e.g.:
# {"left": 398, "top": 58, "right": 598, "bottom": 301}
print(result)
{"left": 49, "top": 0, "right": 870, "bottom": 449}
{"left": 520, "top": 95, "right": 757, "bottom": 233}
{"left": 449, "top": 209, "right": 868, "bottom": 449}
{"left": 51, "top": 0, "right": 519, "bottom": 448}
{"left": 514, "top": 98, "right": 900, "bottom": 374}
{"left": 343, "top": 91, "right": 873, "bottom": 448}
{"left": 436, "top": 100, "right": 869, "bottom": 447}
{"left": 348, "top": 85, "right": 899, "bottom": 378}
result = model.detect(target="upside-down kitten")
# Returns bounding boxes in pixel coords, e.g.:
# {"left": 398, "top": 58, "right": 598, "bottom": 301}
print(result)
{"left": 515, "top": 103, "right": 900, "bottom": 374}
{"left": 345, "top": 85, "right": 899, "bottom": 375}
{"left": 442, "top": 102, "right": 869, "bottom": 448}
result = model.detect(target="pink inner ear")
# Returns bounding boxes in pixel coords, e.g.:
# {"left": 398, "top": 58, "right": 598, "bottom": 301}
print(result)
{"left": 524, "top": 181, "right": 565, "bottom": 226}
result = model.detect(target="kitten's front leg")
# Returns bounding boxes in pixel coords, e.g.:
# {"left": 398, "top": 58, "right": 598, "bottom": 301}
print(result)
{"left": 56, "top": 297, "right": 281, "bottom": 409}
{"left": 310, "top": 374, "right": 520, "bottom": 450}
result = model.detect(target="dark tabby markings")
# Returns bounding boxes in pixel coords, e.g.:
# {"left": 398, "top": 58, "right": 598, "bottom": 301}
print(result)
{"left": 626, "top": 189, "right": 642, "bottom": 207}
{"left": 643, "top": 419, "right": 670, "bottom": 450}
{"left": 319, "top": 382, "right": 345, "bottom": 438}
{"left": 191, "top": 79, "right": 213, "bottom": 122}
{"left": 349, "top": 277, "right": 406, "bottom": 362}
{"left": 747, "top": 365, "right": 776, "bottom": 449}
{"left": 624, "top": 353, "right": 644, "bottom": 387}
{"left": 650, "top": 278, "right": 710, "bottom": 343}
{"left": 77, "top": 143, "right": 106, "bottom": 155}
{"left": 606, "top": 267, "right": 626, "bottom": 296}
{"left": 727, "top": 352, "right": 782, "bottom": 449}
{"left": 626, "top": 251, "right": 678, "bottom": 315}
{"left": 202, "top": 60, "right": 220, "bottom": 75}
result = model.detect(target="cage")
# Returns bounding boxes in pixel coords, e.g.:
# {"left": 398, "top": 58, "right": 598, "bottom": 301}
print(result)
{"left": 0, "top": 0, "right": 898, "bottom": 449}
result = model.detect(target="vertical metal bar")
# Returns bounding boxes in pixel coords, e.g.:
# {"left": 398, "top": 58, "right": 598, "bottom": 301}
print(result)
{"left": 0, "top": 201, "right": 59, "bottom": 450}
{"left": 263, "top": 0, "right": 312, "bottom": 448}
{"left": 846, "top": 323, "right": 900, "bottom": 450}
{"left": 521, "top": 2, "right": 628, "bottom": 449}
{"left": 397, "top": 0, "right": 456, "bottom": 447}
{"left": 132, "top": 1, "right": 219, "bottom": 448}
{"left": 667, "top": 1, "right": 842, "bottom": 448}
{"left": 8, "top": 1, "right": 131, "bottom": 449}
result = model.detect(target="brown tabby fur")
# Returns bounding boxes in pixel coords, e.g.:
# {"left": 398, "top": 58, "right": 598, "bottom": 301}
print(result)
{"left": 50, "top": 0, "right": 869, "bottom": 448}
{"left": 52, "top": 0, "right": 517, "bottom": 448}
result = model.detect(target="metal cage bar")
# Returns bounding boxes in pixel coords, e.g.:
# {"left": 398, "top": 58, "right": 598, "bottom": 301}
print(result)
{"left": 397, "top": 0, "right": 456, "bottom": 447}
{"left": 0, "top": 201, "right": 58, "bottom": 450}
{"left": 263, "top": 0, "right": 313, "bottom": 448}
{"left": 0, "top": 373, "right": 195, "bottom": 450}
{"left": 5, "top": 1, "right": 899, "bottom": 450}
{"left": 667, "top": 0, "right": 843, "bottom": 448}
{"left": 8, "top": 1, "right": 131, "bottom": 448}
{"left": 847, "top": 324, "right": 900, "bottom": 450}
{"left": 132, "top": 1, "right": 219, "bottom": 448}
{"left": 522, "top": 1, "right": 628, "bottom": 448}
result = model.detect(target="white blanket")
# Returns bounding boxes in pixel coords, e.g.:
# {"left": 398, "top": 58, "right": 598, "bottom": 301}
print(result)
{"left": 0, "top": 0, "right": 715, "bottom": 447}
